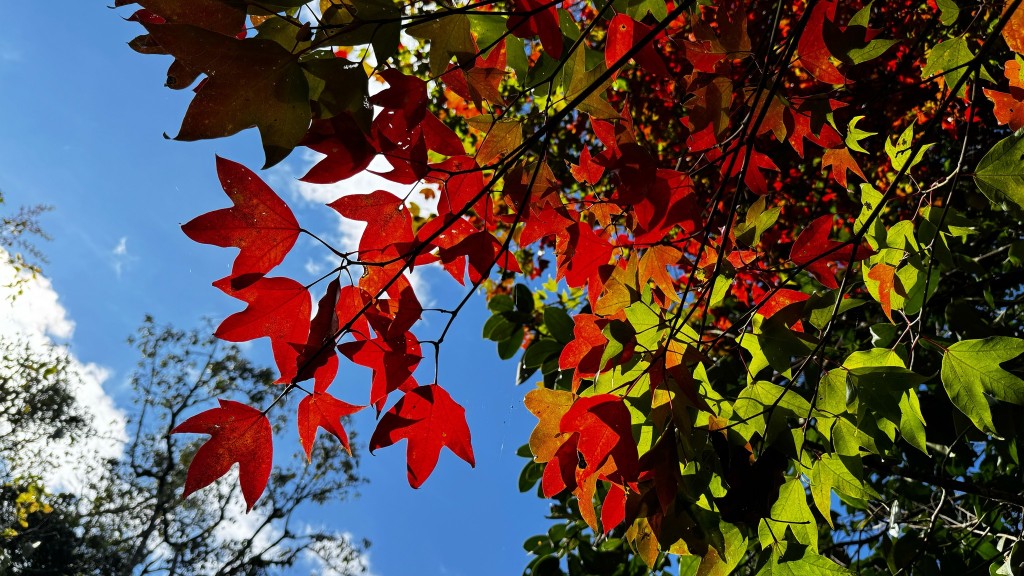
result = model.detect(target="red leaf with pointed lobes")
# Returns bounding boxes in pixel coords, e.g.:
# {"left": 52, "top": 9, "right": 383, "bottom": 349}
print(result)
{"left": 822, "top": 147, "right": 867, "bottom": 189}
{"left": 300, "top": 116, "right": 376, "bottom": 184}
{"left": 796, "top": 0, "right": 847, "bottom": 85}
{"left": 172, "top": 399, "right": 273, "bottom": 512}
{"left": 984, "top": 59, "right": 1024, "bottom": 131}
{"left": 789, "top": 215, "right": 872, "bottom": 290}
{"left": 297, "top": 386, "right": 363, "bottom": 460}
{"left": 214, "top": 276, "right": 311, "bottom": 345}
{"left": 437, "top": 230, "right": 521, "bottom": 285}
{"left": 605, "top": 14, "right": 668, "bottom": 77}
{"left": 338, "top": 331, "right": 421, "bottom": 413}
{"left": 560, "top": 394, "right": 640, "bottom": 485}
{"left": 182, "top": 157, "right": 300, "bottom": 286}
{"left": 569, "top": 145, "right": 604, "bottom": 186}
{"left": 556, "top": 222, "right": 613, "bottom": 292}
{"left": 506, "top": 0, "right": 563, "bottom": 58}
{"left": 328, "top": 190, "right": 414, "bottom": 258}
{"left": 867, "top": 263, "right": 905, "bottom": 323}
{"left": 559, "top": 314, "right": 609, "bottom": 390}
{"left": 369, "top": 384, "right": 475, "bottom": 488}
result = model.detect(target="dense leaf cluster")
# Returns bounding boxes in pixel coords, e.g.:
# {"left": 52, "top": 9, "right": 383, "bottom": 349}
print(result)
{"left": 119, "top": 0, "right": 1024, "bottom": 573}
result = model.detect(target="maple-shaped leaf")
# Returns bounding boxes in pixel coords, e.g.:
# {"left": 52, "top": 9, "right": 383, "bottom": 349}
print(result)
{"left": 182, "top": 157, "right": 300, "bottom": 284}
{"left": 338, "top": 331, "right": 421, "bottom": 412}
{"left": 329, "top": 190, "right": 414, "bottom": 257}
{"left": 796, "top": 0, "right": 847, "bottom": 84}
{"left": 524, "top": 386, "right": 575, "bottom": 462}
{"left": 559, "top": 314, "right": 609, "bottom": 389}
{"left": 605, "top": 14, "right": 668, "bottom": 76}
{"left": 297, "top": 388, "right": 363, "bottom": 460}
{"left": 214, "top": 276, "right": 311, "bottom": 345}
{"left": 556, "top": 222, "right": 613, "bottom": 293}
{"left": 407, "top": 13, "right": 478, "bottom": 78}
{"left": 469, "top": 116, "right": 524, "bottom": 166}
{"left": 437, "top": 230, "right": 521, "bottom": 285}
{"left": 1004, "top": 0, "right": 1024, "bottom": 55}
{"left": 441, "top": 41, "right": 508, "bottom": 111}
{"left": 300, "top": 115, "right": 376, "bottom": 184}
{"left": 789, "top": 215, "right": 871, "bottom": 289}
{"left": 984, "top": 59, "right": 1024, "bottom": 131}
{"left": 369, "top": 384, "right": 475, "bottom": 488}
{"left": 569, "top": 145, "right": 604, "bottom": 186}
{"left": 560, "top": 394, "right": 640, "bottom": 485}
{"left": 562, "top": 44, "right": 617, "bottom": 118}
{"left": 142, "top": 23, "right": 310, "bottom": 168}
{"left": 172, "top": 399, "right": 273, "bottom": 512}
{"left": 638, "top": 246, "right": 681, "bottom": 302}
{"left": 725, "top": 146, "right": 779, "bottom": 195}
{"left": 822, "top": 147, "right": 867, "bottom": 188}
{"left": 867, "top": 263, "right": 905, "bottom": 323}
{"left": 506, "top": 0, "right": 563, "bottom": 58}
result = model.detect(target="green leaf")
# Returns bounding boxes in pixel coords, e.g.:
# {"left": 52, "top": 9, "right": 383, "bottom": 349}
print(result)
{"left": 885, "top": 123, "right": 932, "bottom": 173}
{"left": 921, "top": 37, "right": 992, "bottom": 97}
{"left": 759, "top": 478, "right": 817, "bottom": 552}
{"left": 756, "top": 546, "right": 853, "bottom": 575}
{"left": 845, "top": 116, "right": 875, "bottom": 154}
{"left": 544, "top": 307, "right": 575, "bottom": 344}
{"left": 974, "top": 133, "right": 1024, "bottom": 210}
{"left": 407, "top": 13, "right": 478, "bottom": 77}
{"left": 936, "top": 0, "right": 959, "bottom": 25}
{"left": 941, "top": 337, "right": 1024, "bottom": 435}
{"left": 732, "top": 381, "right": 811, "bottom": 440}
{"left": 560, "top": 45, "right": 617, "bottom": 118}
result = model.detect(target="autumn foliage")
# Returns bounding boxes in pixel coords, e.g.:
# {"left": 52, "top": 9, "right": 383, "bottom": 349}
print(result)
{"left": 121, "top": 0, "right": 1024, "bottom": 572}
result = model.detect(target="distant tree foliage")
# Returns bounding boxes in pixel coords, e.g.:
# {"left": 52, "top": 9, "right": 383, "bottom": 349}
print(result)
{"left": 0, "top": 319, "right": 367, "bottom": 575}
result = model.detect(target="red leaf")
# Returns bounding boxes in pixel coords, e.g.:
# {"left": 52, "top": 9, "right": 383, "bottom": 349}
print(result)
{"left": 560, "top": 394, "right": 640, "bottom": 485}
{"left": 867, "top": 262, "right": 902, "bottom": 323}
{"left": 789, "top": 215, "right": 871, "bottom": 289}
{"left": 369, "top": 384, "right": 475, "bottom": 488}
{"left": 329, "top": 190, "right": 414, "bottom": 257}
{"left": 984, "top": 59, "right": 1024, "bottom": 131}
{"left": 542, "top": 434, "right": 580, "bottom": 497}
{"left": 338, "top": 331, "right": 421, "bottom": 412}
{"left": 569, "top": 145, "right": 604, "bottom": 186}
{"left": 172, "top": 399, "right": 273, "bottom": 512}
{"left": 436, "top": 230, "right": 521, "bottom": 285}
{"left": 605, "top": 14, "right": 668, "bottom": 76}
{"left": 822, "top": 147, "right": 866, "bottom": 189}
{"left": 182, "top": 157, "right": 300, "bottom": 285}
{"left": 214, "top": 276, "right": 311, "bottom": 345}
{"left": 300, "top": 115, "right": 376, "bottom": 184}
{"left": 506, "top": 0, "right": 563, "bottom": 58}
{"left": 297, "top": 390, "right": 363, "bottom": 460}
{"left": 556, "top": 222, "right": 614, "bottom": 291}
{"left": 601, "top": 483, "right": 627, "bottom": 533}
{"left": 796, "top": 0, "right": 847, "bottom": 85}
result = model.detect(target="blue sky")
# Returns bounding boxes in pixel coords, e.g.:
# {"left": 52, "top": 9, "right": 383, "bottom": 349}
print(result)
{"left": 0, "top": 3, "right": 551, "bottom": 574}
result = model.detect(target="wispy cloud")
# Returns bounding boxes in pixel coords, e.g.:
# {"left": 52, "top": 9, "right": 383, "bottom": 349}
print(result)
{"left": 111, "top": 235, "right": 136, "bottom": 279}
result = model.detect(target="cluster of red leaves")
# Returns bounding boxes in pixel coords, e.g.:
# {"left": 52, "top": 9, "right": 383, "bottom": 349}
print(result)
{"left": 121, "top": 0, "right": 1024, "bottom": 552}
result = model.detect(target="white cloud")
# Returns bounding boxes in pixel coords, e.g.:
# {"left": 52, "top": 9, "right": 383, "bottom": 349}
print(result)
{"left": 111, "top": 235, "right": 135, "bottom": 278}
{"left": 0, "top": 249, "right": 127, "bottom": 492}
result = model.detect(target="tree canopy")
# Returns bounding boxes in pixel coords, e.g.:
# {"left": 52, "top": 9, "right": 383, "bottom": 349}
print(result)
{"left": 116, "top": 0, "right": 1024, "bottom": 573}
